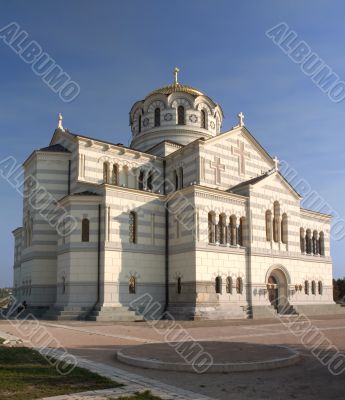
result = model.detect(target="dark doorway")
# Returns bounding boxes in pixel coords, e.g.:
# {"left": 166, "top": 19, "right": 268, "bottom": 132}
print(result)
{"left": 268, "top": 275, "right": 279, "bottom": 310}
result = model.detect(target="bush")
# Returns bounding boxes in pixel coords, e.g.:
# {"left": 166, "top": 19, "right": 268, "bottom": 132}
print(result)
{"left": 333, "top": 278, "right": 345, "bottom": 301}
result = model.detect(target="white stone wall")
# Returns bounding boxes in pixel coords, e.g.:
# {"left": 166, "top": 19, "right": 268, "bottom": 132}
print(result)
{"left": 56, "top": 196, "right": 101, "bottom": 306}
{"left": 17, "top": 149, "right": 71, "bottom": 306}
{"left": 199, "top": 127, "right": 273, "bottom": 190}
{"left": 76, "top": 137, "right": 163, "bottom": 193}
{"left": 102, "top": 186, "right": 166, "bottom": 307}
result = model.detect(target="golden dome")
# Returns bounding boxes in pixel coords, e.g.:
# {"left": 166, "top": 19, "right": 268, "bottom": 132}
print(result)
{"left": 146, "top": 83, "right": 204, "bottom": 99}
{"left": 145, "top": 67, "right": 204, "bottom": 99}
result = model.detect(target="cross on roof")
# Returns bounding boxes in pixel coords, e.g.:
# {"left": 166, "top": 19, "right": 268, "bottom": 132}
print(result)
{"left": 238, "top": 112, "right": 245, "bottom": 127}
{"left": 210, "top": 157, "right": 225, "bottom": 184}
{"left": 232, "top": 140, "right": 251, "bottom": 175}
{"left": 174, "top": 67, "right": 180, "bottom": 84}
{"left": 57, "top": 112, "right": 64, "bottom": 131}
{"left": 273, "top": 156, "right": 280, "bottom": 171}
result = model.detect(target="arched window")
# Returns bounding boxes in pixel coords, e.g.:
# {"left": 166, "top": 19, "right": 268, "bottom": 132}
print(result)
{"left": 174, "top": 170, "right": 179, "bottom": 190}
{"left": 62, "top": 277, "right": 66, "bottom": 294}
{"left": 312, "top": 230, "right": 318, "bottom": 255}
{"left": 23, "top": 222, "right": 27, "bottom": 248}
{"left": 26, "top": 215, "right": 33, "bottom": 248}
{"left": 177, "top": 105, "right": 185, "bottom": 125}
{"left": 129, "top": 276, "right": 136, "bottom": 294}
{"left": 281, "top": 213, "right": 288, "bottom": 244}
{"left": 30, "top": 218, "right": 34, "bottom": 246}
{"left": 208, "top": 212, "right": 216, "bottom": 243}
{"left": 265, "top": 210, "right": 272, "bottom": 241}
{"left": 138, "top": 170, "right": 145, "bottom": 190}
{"left": 129, "top": 212, "right": 137, "bottom": 243}
{"left": 177, "top": 277, "right": 182, "bottom": 294}
{"left": 311, "top": 280, "right": 316, "bottom": 295}
{"left": 147, "top": 171, "right": 153, "bottom": 191}
{"left": 230, "top": 215, "right": 237, "bottom": 246}
{"left": 306, "top": 229, "right": 312, "bottom": 254}
{"left": 103, "top": 162, "right": 109, "bottom": 184}
{"left": 123, "top": 165, "right": 129, "bottom": 187}
{"left": 201, "top": 109, "right": 206, "bottom": 129}
{"left": 318, "top": 281, "right": 323, "bottom": 295}
{"left": 179, "top": 167, "right": 184, "bottom": 188}
{"left": 238, "top": 217, "right": 245, "bottom": 247}
{"left": 273, "top": 201, "right": 280, "bottom": 243}
{"left": 138, "top": 115, "right": 142, "bottom": 133}
{"left": 226, "top": 277, "right": 232, "bottom": 294}
{"left": 82, "top": 218, "right": 90, "bottom": 242}
{"left": 154, "top": 108, "right": 160, "bottom": 127}
{"left": 319, "top": 232, "right": 325, "bottom": 256}
{"left": 236, "top": 277, "right": 243, "bottom": 294}
{"left": 215, "top": 276, "right": 222, "bottom": 294}
{"left": 175, "top": 218, "right": 180, "bottom": 239}
{"left": 219, "top": 214, "right": 227, "bottom": 245}
{"left": 300, "top": 228, "right": 305, "bottom": 253}
{"left": 112, "top": 164, "right": 119, "bottom": 185}
{"left": 305, "top": 280, "right": 309, "bottom": 295}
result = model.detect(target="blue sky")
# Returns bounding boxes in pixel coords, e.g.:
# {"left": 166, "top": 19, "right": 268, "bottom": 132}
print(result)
{"left": 0, "top": 0, "right": 344, "bottom": 286}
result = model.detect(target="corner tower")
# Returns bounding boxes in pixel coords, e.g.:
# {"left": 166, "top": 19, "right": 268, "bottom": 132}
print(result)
{"left": 129, "top": 68, "right": 224, "bottom": 152}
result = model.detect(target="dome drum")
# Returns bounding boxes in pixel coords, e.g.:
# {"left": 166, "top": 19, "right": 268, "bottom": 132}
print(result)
{"left": 129, "top": 69, "right": 223, "bottom": 152}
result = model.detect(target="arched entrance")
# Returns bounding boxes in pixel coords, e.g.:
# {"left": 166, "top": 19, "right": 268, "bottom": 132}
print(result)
{"left": 268, "top": 275, "right": 279, "bottom": 310}
{"left": 266, "top": 266, "right": 289, "bottom": 313}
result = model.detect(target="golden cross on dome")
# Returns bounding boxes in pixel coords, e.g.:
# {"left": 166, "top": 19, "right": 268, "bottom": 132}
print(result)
{"left": 174, "top": 67, "right": 180, "bottom": 84}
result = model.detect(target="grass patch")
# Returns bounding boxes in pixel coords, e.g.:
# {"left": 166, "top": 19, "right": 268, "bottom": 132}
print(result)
{"left": 112, "top": 391, "right": 162, "bottom": 400}
{"left": 0, "top": 338, "right": 4, "bottom": 344}
{"left": 0, "top": 347, "right": 121, "bottom": 400}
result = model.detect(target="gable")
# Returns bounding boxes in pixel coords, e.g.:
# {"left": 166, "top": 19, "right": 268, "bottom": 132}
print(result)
{"left": 49, "top": 129, "right": 77, "bottom": 153}
{"left": 254, "top": 172, "right": 302, "bottom": 202}
{"left": 199, "top": 126, "right": 274, "bottom": 189}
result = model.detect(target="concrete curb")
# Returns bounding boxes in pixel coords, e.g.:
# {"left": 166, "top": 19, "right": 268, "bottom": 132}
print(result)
{"left": 117, "top": 344, "right": 301, "bottom": 373}
{"left": 0, "top": 331, "right": 23, "bottom": 346}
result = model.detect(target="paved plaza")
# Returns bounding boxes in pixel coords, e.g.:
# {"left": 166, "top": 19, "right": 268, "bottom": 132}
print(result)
{"left": 1, "top": 315, "right": 345, "bottom": 399}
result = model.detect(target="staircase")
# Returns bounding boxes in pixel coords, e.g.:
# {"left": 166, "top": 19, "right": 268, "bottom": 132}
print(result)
{"left": 279, "top": 304, "right": 299, "bottom": 316}
{"left": 247, "top": 303, "right": 299, "bottom": 319}
{"left": 293, "top": 303, "right": 345, "bottom": 316}
{"left": 168, "top": 305, "right": 248, "bottom": 320}
{"left": 42, "top": 306, "right": 91, "bottom": 321}
{"left": 86, "top": 306, "right": 144, "bottom": 322}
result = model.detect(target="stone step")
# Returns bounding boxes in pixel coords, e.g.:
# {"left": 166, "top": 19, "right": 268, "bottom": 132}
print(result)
{"left": 294, "top": 304, "right": 345, "bottom": 316}
{"left": 41, "top": 306, "right": 92, "bottom": 321}
{"left": 168, "top": 305, "right": 248, "bottom": 320}
{"left": 93, "top": 306, "right": 130, "bottom": 312}
{"left": 53, "top": 310, "right": 89, "bottom": 316}
{"left": 86, "top": 306, "right": 144, "bottom": 322}
{"left": 87, "top": 315, "right": 142, "bottom": 322}
{"left": 43, "top": 314, "right": 86, "bottom": 321}
{"left": 89, "top": 310, "right": 138, "bottom": 317}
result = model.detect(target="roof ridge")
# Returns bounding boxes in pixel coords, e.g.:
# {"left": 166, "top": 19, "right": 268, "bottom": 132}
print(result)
{"left": 39, "top": 143, "right": 71, "bottom": 153}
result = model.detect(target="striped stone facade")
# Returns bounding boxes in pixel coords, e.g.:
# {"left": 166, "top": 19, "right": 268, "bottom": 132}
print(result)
{"left": 12, "top": 81, "right": 336, "bottom": 320}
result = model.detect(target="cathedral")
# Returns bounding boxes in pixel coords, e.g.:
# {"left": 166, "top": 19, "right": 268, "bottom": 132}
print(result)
{"left": 12, "top": 68, "right": 341, "bottom": 320}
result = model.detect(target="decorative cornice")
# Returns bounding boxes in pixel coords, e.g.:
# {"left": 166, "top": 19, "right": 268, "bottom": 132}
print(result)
{"left": 300, "top": 208, "right": 332, "bottom": 220}
{"left": 180, "top": 184, "right": 247, "bottom": 204}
